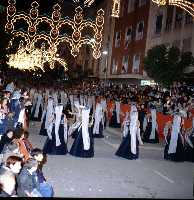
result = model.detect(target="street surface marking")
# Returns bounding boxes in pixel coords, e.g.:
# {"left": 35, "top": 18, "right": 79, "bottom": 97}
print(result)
{"left": 153, "top": 170, "right": 174, "bottom": 184}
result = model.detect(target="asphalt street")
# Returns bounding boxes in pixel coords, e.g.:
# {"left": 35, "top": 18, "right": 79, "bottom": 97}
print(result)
{"left": 29, "top": 122, "right": 194, "bottom": 198}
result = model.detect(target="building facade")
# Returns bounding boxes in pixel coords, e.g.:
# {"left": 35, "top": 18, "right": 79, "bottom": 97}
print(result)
{"left": 108, "top": 0, "right": 151, "bottom": 84}
{"left": 146, "top": 1, "right": 194, "bottom": 55}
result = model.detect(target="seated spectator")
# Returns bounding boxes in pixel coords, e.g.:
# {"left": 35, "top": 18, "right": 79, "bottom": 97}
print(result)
{"left": 13, "top": 128, "right": 31, "bottom": 162}
{"left": 31, "top": 148, "right": 54, "bottom": 197}
{"left": 0, "top": 168, "right": 16, "bottom": 197}
{"left": 4, "top": 155, "right": 23, "bottom": 174}
{"left": 0, "top": 129, "right": 15, "bottom": 153}
{"left": 1, "top": 142, "right": 22, "bottom": 165}
{"left": 23, "top": 131, "right": 33, "bottom": 153}
{"left": 17, "top": 158, "right": 42, "bottom": 197}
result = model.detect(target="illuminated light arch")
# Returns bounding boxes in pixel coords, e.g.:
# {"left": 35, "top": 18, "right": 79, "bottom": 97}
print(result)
{"left": 152, "top": 0, "right": 194, "bottom": 18}
{"left": 5, "top": 1, "right": 105, "bottom": 60}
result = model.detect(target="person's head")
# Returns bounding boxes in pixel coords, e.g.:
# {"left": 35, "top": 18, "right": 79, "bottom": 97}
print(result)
{"left": 14, "top": 128, "right": 25, "bottom": 140}
{"left": 31, "top": 148, "right": 44, "bottom": 162}
{"left": 6, "top": 155, "right": 23, "bottom": 174}
{"left": 3, "top": 91, "right": 11, "bottom": 98}
{"left": 0, "top": 97, "right": 8, "bottom": 108}
{"left": 24, "top": 158, "right": 38, "bottom": 173}
{"left": 0, "top": 169, "right": 16, "bottom": 195}
{"left": 5, "top": 129, "right": 14, "bottom": 139}
{"left": 23, "top": 130, "right": 29, "bottom": 139}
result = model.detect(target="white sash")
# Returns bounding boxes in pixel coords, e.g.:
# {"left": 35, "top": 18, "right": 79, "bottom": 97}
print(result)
{"left": 130, "top": 111, "right": 138, "bottom": 155}
{"left": 122, "top": 112, "right": 129, "bottom": 137}
{"left": 143, "top": 116, "right": 147, "bottom": 132}
{"left": 45, "top": 99, "right": 54, "bottom": 130}
{"left": 31, "top": 92, "right": 38, "bottom": 113}
{"left": 149, "top": 109, "right": 157, "bottom": 140}
{"left": 115, "top": 101, "right": 120, "bottom": 123}
{"left": 63, "top": 115, "right": 68, "bottom": 144}
{"left": 17, "top": 108, "right": 25, "bottom": 125}
{"left": 93, "top": 103, "right": 103, "bottom": 135}
{"left": 82, "top": 107, "right": 90, "bottom": 150}
{"left": 168, "top": 115, "right": 181, "bottom": 154}
{"left": 47, "top": 122, "right": 53, "bottom": 140}
{"left": 69, "top": 95, "right": 74, "bottom": 110}
{"left": 53, "top": 92, "right": 58, "bottom": 107}
{"left": 55, "top": 105, "right": 63, "bottom": 147}
{"left": 34, "top": 94, "right": 42, "bottom": 118}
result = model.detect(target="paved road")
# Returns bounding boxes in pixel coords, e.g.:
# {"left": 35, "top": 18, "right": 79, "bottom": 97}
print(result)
{"left": 29, "top": 122, "right": 194, "bottom": 198}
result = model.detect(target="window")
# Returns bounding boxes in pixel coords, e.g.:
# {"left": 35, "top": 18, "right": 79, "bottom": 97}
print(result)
{"left": 136, "top": 21, "right": 144, "bottom": 40}
{"left": 185, "top": 13, "right": 193, "bottom": 25}
{"left": 174, "top": 9, "right": 183, "bottom": 29}
{"left": 165, "top": 17, "right": 172, "bottom": 32}
{"left": 155, "top": 14, "right": 163, "bottom": 34}
{"left": 115, "top": 31, "right": 121, "bottom": 48}
{"left": 165, "top": 7, "right": 173, "bottom": 32}
{"left": 139, "top": 0, "right": 147, "bottom": 7}
{"left": 127, "top": 0, "right": 135, "bottom": 13}
{"left": 112, "top": 59, "right": 118, "bottom": 74}
{"left": 124, "top": 26, "right": 132, "bottom": 49}
{"left": 132, "top": 54, "right": 140, "bottom": 73}
{"left": 182, "top": 38, "right": 191, "bottom": 52}
{"left": 122, "top": 55, "right": 129, "bottom": 74}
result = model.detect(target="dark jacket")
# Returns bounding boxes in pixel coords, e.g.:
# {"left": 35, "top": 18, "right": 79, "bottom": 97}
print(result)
{"left": 0, "top": 135, "right": 12, "bottom": 153}
{"left": 17, "top": 166, "right": 40, "bottom": 197}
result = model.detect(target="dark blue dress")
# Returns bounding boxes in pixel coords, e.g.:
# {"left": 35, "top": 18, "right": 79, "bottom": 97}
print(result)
{"left": 39, "top": 114, "right": 47, "bottom": 136}
{"left": 164, "top": 132, "right": 185, "bottom": 162}
{"left": 184, "top": 130, "right": 194, "bottom": 162}
{"left": 31, "top": 104, "right": 43, "bottom": 121}
{"left": 109, "top": 108, "right": 121, "bottom": 128}
{"left": 69, "top": 127, "right": 94, "bottom": 158}
{"left": 43, "top": 122, "right": 68, "bottom": 155}
{"left": 115, "top": 132, "right": 139, "bottom": 160}
{"left": 143, "top": 121, "right": 159, "bottom": 143}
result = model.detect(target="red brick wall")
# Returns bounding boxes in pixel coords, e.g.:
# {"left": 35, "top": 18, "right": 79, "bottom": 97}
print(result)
{"left": 111, "top": 0, "right": 150, "bottom": 76}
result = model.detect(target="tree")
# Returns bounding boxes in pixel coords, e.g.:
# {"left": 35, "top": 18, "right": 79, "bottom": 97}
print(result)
{"left": 144, "top": 44, "right": 194, "bottom": 86}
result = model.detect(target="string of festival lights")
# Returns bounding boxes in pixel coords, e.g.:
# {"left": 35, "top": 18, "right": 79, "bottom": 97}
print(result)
{"left": 152, "top": 0, "right": 194, "bottom": 18}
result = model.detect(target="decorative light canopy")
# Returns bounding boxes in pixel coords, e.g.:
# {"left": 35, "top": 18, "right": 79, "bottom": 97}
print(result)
{"left": 5, "top": 0, "right": 105, "bottom": 66}
{"left": 152, "top": 0, "right": 194, "bottom": 18}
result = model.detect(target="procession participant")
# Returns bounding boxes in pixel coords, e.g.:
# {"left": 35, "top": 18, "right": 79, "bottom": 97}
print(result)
{"left": 109, "top": 97, "right": 121, "bottom": 128}
{"left": 164, "top": 113, "right": 185, "bottom": 162}
{"left": 92, "top": 98, "right": 104, "bottom": 138}
{"left": 115, "top": 108, "right": 143, "bottom": 160}
{"left": 143, "top": 105, "right": 159, "bottom": 143}
{"left": 184, "top": 117, "right": 194, "bottom": 162}
{"left": 31, "top": 90, "right": 43, "bottom": 121}
{"left": 43, "top": 104, "right": 68, "bottom": 155}
{"left": 0, "top": 98, "right": 10, "bottom": 136}
{"left": 69, "top": 105, "right": 94, "bottom": 158}
{"left": 39, "top": 96, "right": 54, "bottom": 136}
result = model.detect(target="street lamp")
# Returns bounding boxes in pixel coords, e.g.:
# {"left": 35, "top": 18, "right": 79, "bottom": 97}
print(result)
{"left": 102, "top": 50, "right": 108, "bottom": 55}
{"left": 102, "top": 50, "right": 108, "bottom": 88}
